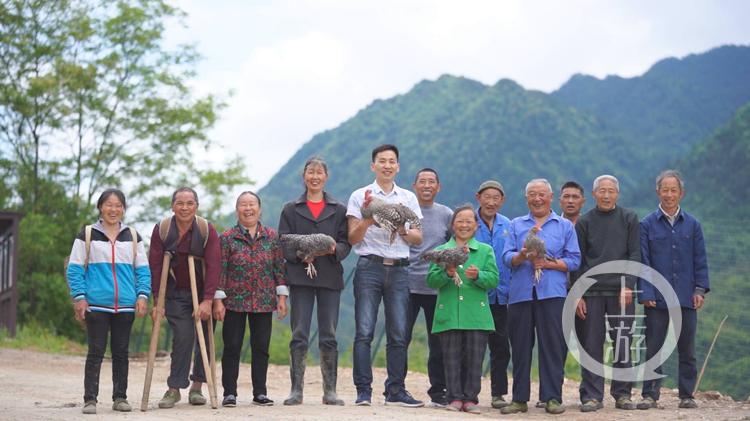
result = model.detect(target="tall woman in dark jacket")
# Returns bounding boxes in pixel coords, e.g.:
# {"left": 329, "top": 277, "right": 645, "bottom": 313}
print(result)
{"left": 278, "top": 156, "right": 351, "bottom": 406}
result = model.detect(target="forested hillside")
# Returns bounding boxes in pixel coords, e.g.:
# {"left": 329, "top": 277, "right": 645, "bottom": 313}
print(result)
{"left": 258, "top": 46, "right": 750, "bottom": 399}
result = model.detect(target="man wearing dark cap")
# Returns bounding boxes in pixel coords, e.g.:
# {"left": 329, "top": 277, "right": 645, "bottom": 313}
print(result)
{"left": 474, "top": 180, "right": 512, "bottom": 408}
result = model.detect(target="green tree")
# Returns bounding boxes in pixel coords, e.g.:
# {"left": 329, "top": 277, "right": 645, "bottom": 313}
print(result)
{"left": 0, "top": 0, "right": 249, "bottom": 336}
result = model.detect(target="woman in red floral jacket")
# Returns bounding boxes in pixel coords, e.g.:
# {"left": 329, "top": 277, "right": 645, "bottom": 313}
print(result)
{"left": 217, "top": 191, "right": 288, "bottom": 407}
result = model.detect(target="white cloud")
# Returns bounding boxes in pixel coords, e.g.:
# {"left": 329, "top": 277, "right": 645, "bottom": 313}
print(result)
{"left": 166, "top": 0, "right": 750, "bottom": 189}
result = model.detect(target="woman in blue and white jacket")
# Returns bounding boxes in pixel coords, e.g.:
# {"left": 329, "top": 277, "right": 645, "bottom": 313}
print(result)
{"left": 66, "top": 188, "right": 151, "bottom": 414}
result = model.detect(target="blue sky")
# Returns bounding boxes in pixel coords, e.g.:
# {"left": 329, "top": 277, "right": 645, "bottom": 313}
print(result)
{"left": 165, "top": 0, "right": 750, "bottom": 189}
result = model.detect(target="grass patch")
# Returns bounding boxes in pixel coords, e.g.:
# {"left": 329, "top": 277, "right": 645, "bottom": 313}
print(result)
{"left": 0, "top": 323, "right": 87, "bottom": 355}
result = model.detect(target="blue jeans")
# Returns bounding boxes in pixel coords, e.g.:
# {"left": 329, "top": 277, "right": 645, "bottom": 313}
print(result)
{"left": 352, "top": 256, "right": 409, "bottom": 396}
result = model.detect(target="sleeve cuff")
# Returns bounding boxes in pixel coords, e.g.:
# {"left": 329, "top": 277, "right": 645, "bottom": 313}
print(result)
{"left": 214, "top": 290, "right": 227, "bottom": 299}
{"left": 137, "top": 294, "right": 149, "bottom": 300}
{"left": 694, "top": 287, "right": 706, "bottom": 296}
{"left": 276, "top": 285, "right": 290, "bottom": 296}
{"left": 73, "top": 294, "right": 86, "bottom": 302}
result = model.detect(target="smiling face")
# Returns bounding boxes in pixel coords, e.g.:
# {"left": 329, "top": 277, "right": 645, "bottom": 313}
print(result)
{"left": 560, "top": 186, "right": 585, "bottom": 218}
{"left": 99, "top": 194, "right": 124, "bottom": 225}
{"left": 476, "top": 188, "right": 505, "bottom": 221}
{"left": 413, "top": 170, "right": 440, "bottom": 204}
{"left": 593, "top": 179, "right": 619, "bottom": 212}
{"left": 452, "top": 208, "right": 478, "bottom": 242}
{"left": 171, "top": 191, "right": 198, "bottom": 226}
{"left": 526, "top": 182, "right": 553, "bottom": 217}
{"left": 236, "top": 192, "right": 261, "bottom": 228}
{"left": 371, "top": 150, "right": 399, "bottom": 184}
{"left": 657, "top": 176, "right": 684, "bottom": 213}
{"left": 303, "top": 163, "right": 328, "bottom": 195}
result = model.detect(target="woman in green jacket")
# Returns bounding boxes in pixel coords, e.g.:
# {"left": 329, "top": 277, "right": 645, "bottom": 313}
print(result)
{"left": 427, "top": 204, "right": 499, "bottom": 414}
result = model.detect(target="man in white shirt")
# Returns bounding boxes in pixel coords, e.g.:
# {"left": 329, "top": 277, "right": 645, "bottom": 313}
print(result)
{"left": 347, "top": 144, "right": 424, "bottom": 407}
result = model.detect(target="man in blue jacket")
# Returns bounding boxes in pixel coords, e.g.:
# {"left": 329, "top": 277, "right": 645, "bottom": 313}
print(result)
{"left": 474, "top": 180, "right": 512, "bottom": 409}
{"left": 638, "top": 170, "right": 709, "bottom": 410}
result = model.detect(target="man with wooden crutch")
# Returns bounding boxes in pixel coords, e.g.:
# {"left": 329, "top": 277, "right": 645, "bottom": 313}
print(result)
{"left": 142, "top": 187, "right": 221, "bottom": 410}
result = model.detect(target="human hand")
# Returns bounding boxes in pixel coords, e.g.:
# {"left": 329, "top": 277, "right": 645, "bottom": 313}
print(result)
{"left": 693, "top": 294, "right": 704, "bottom": 310}
{"left": 135, "top": 297, "right": 148, "bottom": 317}
{"left": 277, "top": 295, "right": 288, "bottom": 319}
{"left": 195, "top": 299, "right": 212, "bottom": 321}
{"left": 620, "top": 287, "right": 633, "bottom": 308}
{"left": 213, "top": 299, "right": 226, "bottom": 321}
{"left": 576, "top": 298, "right": 587, "bottom": 320}
{"left": 74, "top": 299, "right": 89, "bottom": 321}
{"left": 150, "top": 306, "right": 165, "bottom": 321}
{"left": 445, "top": 266, "right": 457, "bottom": 277}
{"left": 464, "top": 265, "right": 479, "bottom": 280}
{"left": 642, "top": 300, "right": 656, "bottom": 308}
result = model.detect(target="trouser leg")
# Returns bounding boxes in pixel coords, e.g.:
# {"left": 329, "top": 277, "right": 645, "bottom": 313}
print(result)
{"left": 642, "top": 307, "right": 669, "bottom": 400}
{"left": 189, "top": 318, "right": 211, "bottom": 383}
{"left": 382, "top": 266, "right": 409, "bottom": 396}
{"left": 607, "top": 296, "right": 634, "bottom": 400}
{"left": 110, "top": 312, "right": 135, "bottom": 400}
{"left": 463, "top": 330, "right": 489, "bottom": 403}
{"left": 578, "top": 296, "right": 606, "bottom": 403}
{"left": 316, "top": 287, "right": 341, "bottom": 353}
{"left": 352, "top": 258, "right": 383, "bottom": 394}
{"left": 83, "top": 311, "right": 110, "bottom": 402}
{"left": 509, "top": 300, "right": 534, "bottom": 403}
{"left": 677, "top": 308, "right": 697, "bottom": 399}
{"left": 440, "top": 330, "right": 463, "bottom": 402}
{"left": 488, "top": 303, "right": 510, "bottom": 397}
{"left": 289, "top": 285, "right": 315, "bottom": 353}
{"left": 249, "top": 312, "right": 273, "bottom": 397}
{"left": 536, "top": 298, "right": 566, "bottom": 403}
{"left": 421, "top": 294, "right": 446, "bottom": 400}
{"left": 165, "top": 290, "right": 195, "bottom": 390}
{"left": 221, "top": 309, "right": 246, "bottom": 397}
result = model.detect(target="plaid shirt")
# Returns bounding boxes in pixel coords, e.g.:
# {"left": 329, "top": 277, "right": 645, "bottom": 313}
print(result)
{"left": 219, "top": 223, "right": 286, "bottom": 313}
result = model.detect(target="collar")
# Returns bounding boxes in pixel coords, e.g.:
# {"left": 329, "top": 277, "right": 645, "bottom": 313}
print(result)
{"left": 370, "top": 180, "right": 401, "bottom": 197}
{"left": 235, "top": 222, "right": 267, "bottom": 239}
{"left": 476, "top": 209, "right": 506, "bottom": 229}
{"left": 445, "top": 236, "right": 481, "bottom": 251}
{"left": 295, "top": 191, "right": 337, "bottom": 205}
{"left": 93, "top": 219, "right": 126, "bottom": 234}
{"left": 521, "top": 210, "right": 561, "bottom": 225}
{"left": 657, "top": 204, "right": 683, "bottom": 223}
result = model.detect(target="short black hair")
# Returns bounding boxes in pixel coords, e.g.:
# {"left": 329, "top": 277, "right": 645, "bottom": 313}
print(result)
{"left": 171, "top": 187, "right": 199, "bottom": 205}
{"left": 371, "top": 144, "right": 399, "bottom": 162}
{"left": 97, "top": 188, "right": 127, "bottom": 212}
{"left": 560, "top": 181, "right": 584, "bottom": 196}
{"left": 414, "top": 167, "right": 440, "bottom": 184}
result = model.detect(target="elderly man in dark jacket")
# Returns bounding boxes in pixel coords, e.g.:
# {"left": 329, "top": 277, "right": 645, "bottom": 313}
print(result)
{"left": 278, "top": 157, "right": 351, "bottom": 406}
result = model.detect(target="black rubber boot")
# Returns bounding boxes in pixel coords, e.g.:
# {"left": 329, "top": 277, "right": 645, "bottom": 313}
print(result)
{"left": 320, "top": 350, "right": 344, "bottom": 405}
{"left": 283, "top": 348, "right": 306, "bottom": 405}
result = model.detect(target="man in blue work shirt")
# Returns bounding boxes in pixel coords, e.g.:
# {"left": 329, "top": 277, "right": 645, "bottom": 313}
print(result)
{"left": 501, "top": 178, "right": 581, "bottom": 415}
{"left": 637, "top": 170, "right": 709, "bottom": 410}
{"left": 474, "top": 180, "right": 512, "bottom": 409}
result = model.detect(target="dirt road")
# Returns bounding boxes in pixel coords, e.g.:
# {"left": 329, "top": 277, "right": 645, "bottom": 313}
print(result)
{"left": 0, "top": 348, "right": 747, "bottom": 420}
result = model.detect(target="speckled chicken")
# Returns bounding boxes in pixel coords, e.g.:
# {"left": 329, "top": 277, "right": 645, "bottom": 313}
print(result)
{"left": 361, "top": 190, "right": 422, "bottom": 244}
{"left": 280, "top": 233, "right": 336, "bottom": 278}
{"left": 524, "top": 226, "right": 554, "bottom": 282}
{"left": 421, "top": 246, "right": 469, "bottom": 286}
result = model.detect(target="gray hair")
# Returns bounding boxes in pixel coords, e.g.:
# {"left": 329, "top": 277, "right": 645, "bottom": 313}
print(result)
{"left": 525, "top": 178, "right": 553, "bottom": 195}
{"left": 592, "top": 175, "right": 619, "bottom": 192}
{"left": 656, "top": 169, "right": 684, "bottom": 191}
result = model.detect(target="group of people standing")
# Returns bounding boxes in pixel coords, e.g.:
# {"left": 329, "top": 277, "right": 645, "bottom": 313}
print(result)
{"left": 66, "top": 143, "right": 709, "bottom": 416}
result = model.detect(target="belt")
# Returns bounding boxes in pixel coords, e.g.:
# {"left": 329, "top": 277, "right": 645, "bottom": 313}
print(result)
{"left": 362, "top": 254, "right": 409, "bottom": 267}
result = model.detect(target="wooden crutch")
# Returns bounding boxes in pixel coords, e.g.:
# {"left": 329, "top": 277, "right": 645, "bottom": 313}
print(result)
{"left": 141, "top": 252, "right": 172, "bottom": 412}
{"left": 201, "top": 259, "right": 219, "bottom": 407}
{"left": 188, "top": 255, "right": 219, "bottom": 409}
